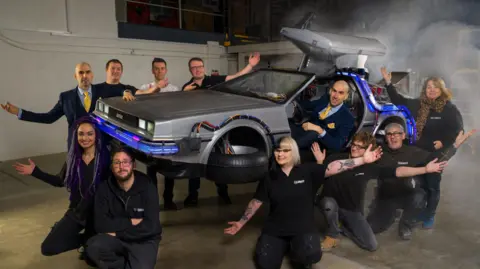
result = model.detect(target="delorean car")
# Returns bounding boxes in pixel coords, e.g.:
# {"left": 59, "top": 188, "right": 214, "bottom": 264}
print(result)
{"left": 92, "top": 27, "right": 416, "bottom": 184}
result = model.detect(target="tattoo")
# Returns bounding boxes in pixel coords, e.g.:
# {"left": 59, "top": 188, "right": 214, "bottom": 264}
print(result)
{"left": 240, "top": 199, "right": 262, "bottom": 222}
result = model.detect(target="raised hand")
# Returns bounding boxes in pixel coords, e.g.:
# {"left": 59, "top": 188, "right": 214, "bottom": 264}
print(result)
{"left": 454, "top": 129, "right": 477, "bottom": 148}
{"left": 311, "top": 142, "right": 326, "bottom": 164}
{"left": 1, "top": 102, "right": 20, "bottom": 116}
{"left": 362, "top": 144, "right": 383, "bottom": 164}
{"left": 380, "top": 67, "right": 392, "bottom": 84}
{"left": 426, "top": 158, "right": 447, "bottom": 173}
{"left": 224, "top": 221, "right": 243, "bottom": 235}
{"left": 13, "top": 159, "right": 36, "bottom": 175}
{"left": 249, "top": 52, "right": 261, "bottom": 67}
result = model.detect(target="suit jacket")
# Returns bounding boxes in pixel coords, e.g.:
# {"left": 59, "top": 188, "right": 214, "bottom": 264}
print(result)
{"left": 302, "top": 94, "right": 355, "bottom": 151}
{"left": 19, "top": 83, "right": 128, "bottom": 148}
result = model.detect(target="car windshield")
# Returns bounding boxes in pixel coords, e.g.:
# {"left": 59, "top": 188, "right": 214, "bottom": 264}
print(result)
{"left": 209, "top": 69, "right": 314, "bottom": 103}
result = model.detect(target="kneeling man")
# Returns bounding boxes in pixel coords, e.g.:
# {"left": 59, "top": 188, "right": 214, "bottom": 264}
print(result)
{"left": 85, "top": 147, "right": 161, "bottom": 269}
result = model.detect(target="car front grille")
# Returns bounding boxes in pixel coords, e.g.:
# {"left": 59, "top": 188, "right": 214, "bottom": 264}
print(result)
{"left": 108, "top": 107, "right": 138, "bottom": 128}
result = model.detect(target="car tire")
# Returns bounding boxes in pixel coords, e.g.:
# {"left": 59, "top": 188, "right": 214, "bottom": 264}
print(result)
{"left": 206, "top": 149, "right": 269, "bottom": 184}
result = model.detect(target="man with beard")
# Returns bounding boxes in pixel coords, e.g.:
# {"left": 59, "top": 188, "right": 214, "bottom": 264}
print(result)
{"left": 85, "top": 147, "right": 161, "bottom": 269}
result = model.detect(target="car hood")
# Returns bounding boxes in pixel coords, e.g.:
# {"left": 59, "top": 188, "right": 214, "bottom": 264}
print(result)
{"left": 100, "top": 89, "right": 278, "bottom": 121}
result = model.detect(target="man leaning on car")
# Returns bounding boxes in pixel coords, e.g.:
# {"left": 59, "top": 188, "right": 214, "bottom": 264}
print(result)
{"left": 180, "top": 52, "right": 261, "bottom": 207}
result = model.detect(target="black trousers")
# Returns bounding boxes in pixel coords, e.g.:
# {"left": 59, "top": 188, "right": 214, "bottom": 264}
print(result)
{"left": 254, "top": 233, "right": 322, "bottom": 269}
{"left": 422, "top": 172, "right": 442, "bottom": 218}
{"left": 367, "top": 188, "right": 426, "bottom": 234}
{"left": 85, "top": 234, "right": 160, "bottom": 269}
{"left": 41, "top": 210, "right": 94, "bottom": 256}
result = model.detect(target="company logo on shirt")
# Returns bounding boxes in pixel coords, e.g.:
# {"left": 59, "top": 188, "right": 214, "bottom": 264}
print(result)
{"left": 430, "top": 116, "right": 442, "bottom": 120}
{"left": 294, "top": 180, "right": 305, "bottom": 185}
{"left": 398, "top": 161, "right": 408, "bottom": 165}
{"left": 133, "top": 208, "right": 144, "bottom": 212}
{"left": 354, "top": 172, "right": 364, "bottom": 176}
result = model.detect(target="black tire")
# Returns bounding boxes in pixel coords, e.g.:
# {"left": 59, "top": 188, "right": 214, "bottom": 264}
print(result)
{"left": 206, "top": 150, "right": 269, "bottom": 184}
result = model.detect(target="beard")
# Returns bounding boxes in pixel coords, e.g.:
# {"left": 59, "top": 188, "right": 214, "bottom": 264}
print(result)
{"left": 114, "top": 169, "right": 134, "bottom": 182}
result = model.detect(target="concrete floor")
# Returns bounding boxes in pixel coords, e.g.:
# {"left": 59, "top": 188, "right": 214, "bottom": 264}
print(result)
{"left": 0, "top": 150, "right": 479, "bottom": 269}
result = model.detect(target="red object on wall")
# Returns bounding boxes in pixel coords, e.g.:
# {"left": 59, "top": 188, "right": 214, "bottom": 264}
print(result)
{"left": 127, "top": 0, "right": 150, "bottom": 25}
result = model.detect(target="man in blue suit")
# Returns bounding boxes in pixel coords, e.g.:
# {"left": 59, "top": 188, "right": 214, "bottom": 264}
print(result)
{"left": 1, "top": 62, "right": 135, "bottom": 149}
{"left": 290, "top": 80, "right": 355, "bottom": 151}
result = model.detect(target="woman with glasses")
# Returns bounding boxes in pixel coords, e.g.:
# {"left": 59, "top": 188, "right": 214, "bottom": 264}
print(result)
{"left": 381, "top": 67, "right": 464, "bottom": 229}
{"left": 224, "top": 136, "right": 383, "bottom": 269}
{"left": 13, "top": 116, "right": 110, "bottom": 258}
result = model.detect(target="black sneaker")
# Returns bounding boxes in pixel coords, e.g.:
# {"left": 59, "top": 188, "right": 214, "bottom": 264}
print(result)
{"left": 184, "top": 195, "right": 198, "bottom": 207}
{"left": 399, "top": 226, "right": 413, "bottom": 240}
{"left": 164, "top": 201, "right": 179, "bottom": 211}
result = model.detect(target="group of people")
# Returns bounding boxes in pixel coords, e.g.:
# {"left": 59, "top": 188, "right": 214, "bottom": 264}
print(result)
{"left": 224, "top": 67, "right": 475, "bottom": 268}
{"left": 1, "top": 54, "right": 475, "bottom": 269}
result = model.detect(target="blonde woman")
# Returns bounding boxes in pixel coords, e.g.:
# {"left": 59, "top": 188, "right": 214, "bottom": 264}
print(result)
{"left": 381, "top": 67, "right": 464, "bottom": 229}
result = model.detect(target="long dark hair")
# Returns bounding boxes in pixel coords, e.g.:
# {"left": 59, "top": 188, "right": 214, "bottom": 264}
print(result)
{"left": 65, "top": 116, "right": 109, "bottom": 199}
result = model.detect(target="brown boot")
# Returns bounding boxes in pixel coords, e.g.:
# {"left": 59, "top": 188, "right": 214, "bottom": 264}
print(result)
{"left": 321, "top": 236, "right": 340, "bottom": 251}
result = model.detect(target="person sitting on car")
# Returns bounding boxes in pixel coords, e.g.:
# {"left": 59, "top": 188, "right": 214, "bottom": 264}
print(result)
{"left": 290, "top": 80, "right": 355, "bottom": 151}
{"left": 380, "top": 67, "right": 464, "bottom": 229}
{"left": 366, "top": 123, "right": 474, "bottom": 241}
{"left": 180, "top": 53, "right": 261, "bottom": 207}
{"left": 317, "top": 131, "right": 447, "bottom": 252}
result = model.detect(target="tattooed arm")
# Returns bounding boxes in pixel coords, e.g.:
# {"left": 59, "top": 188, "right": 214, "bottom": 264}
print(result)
{"left": 325, "top": 157, "right": 364, "bottom": 177}
{"left": 238, "top": 199, "right": 263, "bottom": 226}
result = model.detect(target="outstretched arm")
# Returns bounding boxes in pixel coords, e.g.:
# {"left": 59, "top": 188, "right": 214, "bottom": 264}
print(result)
{"left": 238, "top": 199, "right": 263, "bottom": 226}
{"left": 395, "top": 158, "right": 447, "bottom": 177}
{"left": 324, "top": 144, "right": 382, "bottom": 177}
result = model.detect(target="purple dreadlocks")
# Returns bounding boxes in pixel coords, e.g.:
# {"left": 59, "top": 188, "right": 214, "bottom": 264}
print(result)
{"left": 64, "top": 116, "right": 110, "bottom": 199}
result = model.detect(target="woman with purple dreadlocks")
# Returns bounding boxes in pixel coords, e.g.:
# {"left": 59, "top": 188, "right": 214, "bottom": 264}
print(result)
{"left": 13, "top": 116, "right": 110, "bottom": 258}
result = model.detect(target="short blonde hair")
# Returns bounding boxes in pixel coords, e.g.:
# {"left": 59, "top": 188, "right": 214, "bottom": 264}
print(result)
{"left": 277, "top": 136, "right": 301, "bottom": 165}
{"left": 422, "top": 77, "right": 452, "bottom": 100}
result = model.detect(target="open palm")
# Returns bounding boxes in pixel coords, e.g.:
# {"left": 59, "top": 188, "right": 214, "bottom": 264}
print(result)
{"left": 224, "top": 221, "right": 243, "bottom": 235}
{"left": 454, "top": 129, "right": 477, "bottom": 148}
{"left": 363, "top": 145, "right": 383, "bottom": 163}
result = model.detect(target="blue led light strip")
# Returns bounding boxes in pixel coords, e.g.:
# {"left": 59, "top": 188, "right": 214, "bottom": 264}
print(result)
{"left": 93, "top": 116, "right": 179, "bottom": 155}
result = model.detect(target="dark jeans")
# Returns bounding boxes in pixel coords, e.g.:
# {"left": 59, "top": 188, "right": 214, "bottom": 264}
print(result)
{"left": 367, "top": 188, "right": 426, "bottom": 235}
{"left": 146, "top": 165, "right": 175, "bottom": 203}
{"left": 147, "top": 166, "right": 229, "bottom": 201}
{"left": 254, "top": 233, "right": 322, "bottom": 269}
{"left": 289, "top": 121, "right": 320, "bottom": 149}
{"left": 41, "top": 211, "right": 93, "bottom": 256}
{"left": 85, "top": 234, "right": 160, "bottom": 269}
{"left": 318, "top": 197, "right": 377, "bottom": 251}
{"left": 422, "top": 172, "right": 442, "bottom": 218}
{"left": 187, "top": 177, "right": 229, "bottom": 198}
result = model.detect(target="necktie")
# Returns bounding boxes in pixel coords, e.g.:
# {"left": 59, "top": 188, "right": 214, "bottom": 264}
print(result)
{"left": 319, "top": 104, "right": 331, "bottom": 120}
{"left": 83, "top": 92, "right": 91, "bottom": 112}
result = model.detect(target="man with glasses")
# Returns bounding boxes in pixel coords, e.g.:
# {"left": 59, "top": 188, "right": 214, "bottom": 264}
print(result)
{"left": 317, "top": 131, "right": 446, "bottom": 251}
{"left": 180, "top": 53, "right": 261, "bottom": 207}
{"left": 290, "top": 80, "right": 355, "bottom": 152}
{"left": 85, "top": 147, "right": 161, "bottom": 269}
{"left": 366, "top": 123, "right": 472, "bottom": 240}
{"left": 139, "top": 57, "right": 181, "bottom": 211}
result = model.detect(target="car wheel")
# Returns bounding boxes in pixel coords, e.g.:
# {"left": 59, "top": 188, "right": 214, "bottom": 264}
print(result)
{"left": 206, "top": 145, "right": 269, "bottom": 184}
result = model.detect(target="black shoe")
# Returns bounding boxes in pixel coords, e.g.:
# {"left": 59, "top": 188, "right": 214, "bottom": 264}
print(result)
{"left": 218, "top": 194, "right": 232, "bottom": 205}
{"left": 164, "top": 201, "right": 178, "bottom": 211}
{"left": 399, "top": 226, "right": 413, "bottom": 240}
{"left": 78, "top": 246, "right": 86, "bottom": 260}
{"left": 184, "top": 195, "right": 198, "bottom": 207}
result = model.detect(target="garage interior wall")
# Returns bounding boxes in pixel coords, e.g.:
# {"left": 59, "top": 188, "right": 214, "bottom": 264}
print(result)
{"left": 0, "top": 0, "right": 233, "bottom": 162}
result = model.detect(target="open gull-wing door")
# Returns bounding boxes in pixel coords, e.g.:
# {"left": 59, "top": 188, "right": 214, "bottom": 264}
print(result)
{"left": 280, "top": 27, "right": 387, "bottom": 71}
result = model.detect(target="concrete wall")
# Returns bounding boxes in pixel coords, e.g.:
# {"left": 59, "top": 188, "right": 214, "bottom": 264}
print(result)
{"left": 0, "top": 0, "right": 232, "bottom": 161}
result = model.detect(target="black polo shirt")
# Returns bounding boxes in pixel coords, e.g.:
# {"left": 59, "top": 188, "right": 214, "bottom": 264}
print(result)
{"left": 181, "top": 75, "right": 227, "bottom": 90}
{"left": 253, "top": 163, "right": 327, "bottom": 236}
{"left": 321, "top": 153, "right": 397, "bottom": 213}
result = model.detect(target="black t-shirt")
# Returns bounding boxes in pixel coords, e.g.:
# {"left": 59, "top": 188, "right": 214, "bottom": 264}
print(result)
{"left": 321, "top": 153, "right": 396, "bottom": 212}
{"left": 96, "top": 82, "right": 137, "bottom": 96}
{"left": 253, "top": 163, "right": 327, "bottom": 236}
{"left": 181, "top": 75, "right": 227, "bottom": 90}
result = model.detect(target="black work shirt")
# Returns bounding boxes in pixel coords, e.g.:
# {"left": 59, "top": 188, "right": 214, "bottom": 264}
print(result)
{"left": 321, "top": 153, "right": 396, "bottom": 212}
{"left": 253, "top": 163, "right": 327, "bottom": 236}
{"left": 181, "top": 75, "right": 227, "bottom": 90}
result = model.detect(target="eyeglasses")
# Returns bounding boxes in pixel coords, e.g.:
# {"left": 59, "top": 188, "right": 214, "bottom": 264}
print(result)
{"left": 112, "top": 160, "right": 132, "bottom": 167}
{"left": 274, "top": 148, "right": 292, "bottom": 153}
{"left": 351, "top": 143, "right": 368, "bottom": 150}
{"left": 190, "top": 65, "right": 204, "bottom": 70}
{"left": 386, "top": 132, "right": 403, "bottom": 137}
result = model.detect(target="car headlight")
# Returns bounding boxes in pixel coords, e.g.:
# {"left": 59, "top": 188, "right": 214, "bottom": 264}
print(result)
{"left": 147, "top": 121, "right": 155, "bottom": 133}
{"left": 138, "top": 119, "right": 146, "bottom": 129}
